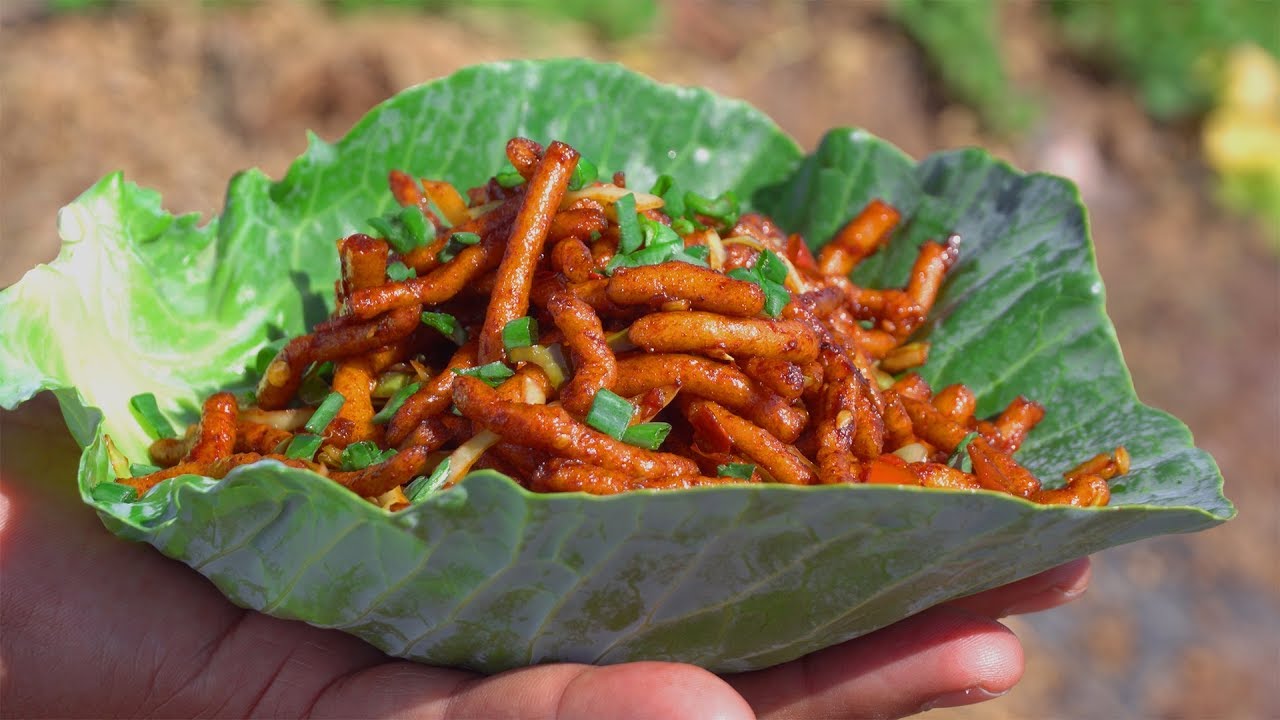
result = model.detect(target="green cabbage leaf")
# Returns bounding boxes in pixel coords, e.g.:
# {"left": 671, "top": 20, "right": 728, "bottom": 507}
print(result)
{"left": 0, "top": 59, "right": 1233, "bottom": 673}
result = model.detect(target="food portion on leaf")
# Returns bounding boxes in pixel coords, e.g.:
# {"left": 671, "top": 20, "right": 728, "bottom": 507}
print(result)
{"left": 114, "top": 137, "right": 1126, "bottom": 507}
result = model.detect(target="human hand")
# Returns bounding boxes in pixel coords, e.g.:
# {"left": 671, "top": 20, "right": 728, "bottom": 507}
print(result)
{"left": 0, "top": 399, "right": 1089, "bottom": 719}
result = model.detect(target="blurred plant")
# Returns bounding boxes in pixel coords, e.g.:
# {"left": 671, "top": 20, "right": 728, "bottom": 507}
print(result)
{"left": 330, "top": 0, "right": 657, "bottom": 41}
{"left": 44, "top": 0, "right": 657, "bottom": 41}
{"left": 1204, "top": 45, "right": 1280, "bottom": 248}
{"left": 890, "top": 0, "right": 1036, "bottom": 135}
{"left": 1051, "top": 0, "right": 1280, "bottom": 121}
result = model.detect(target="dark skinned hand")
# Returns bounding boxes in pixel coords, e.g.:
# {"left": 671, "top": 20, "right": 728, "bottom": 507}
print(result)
{"left": 0, "top": 397, "right": 1090, "bottom": 719}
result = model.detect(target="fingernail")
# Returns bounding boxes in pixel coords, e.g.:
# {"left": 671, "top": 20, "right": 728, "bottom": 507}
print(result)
{"left": 1000, "top": 582, "right": 1088, "bottom": 617}
{"left": 918, "top": 686, "right": 1008, "bottom": 712}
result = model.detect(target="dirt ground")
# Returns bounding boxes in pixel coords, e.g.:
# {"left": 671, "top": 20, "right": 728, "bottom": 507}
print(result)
{"left": 1, "top": 2, "right": 1277, "bottom": 717}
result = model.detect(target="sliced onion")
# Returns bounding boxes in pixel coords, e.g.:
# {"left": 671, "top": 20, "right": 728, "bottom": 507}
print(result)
{"left": 239, "top": 407, "right": 315, "bottom": 431}
{"left": 508, "top": 344, "right": 569, "bottom": 389}
{"left": 893, "top": 443, "right": 931, "bottom": 464}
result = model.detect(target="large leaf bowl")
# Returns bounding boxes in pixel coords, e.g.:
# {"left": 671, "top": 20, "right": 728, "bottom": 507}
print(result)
{"left": 0, "top": 59, "right": 1233, "bottom": 673}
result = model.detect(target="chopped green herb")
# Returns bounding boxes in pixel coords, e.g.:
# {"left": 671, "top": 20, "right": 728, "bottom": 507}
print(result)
{"left": 285, "top": 433, "right": 324, "bottom": 461}
{"left": 406, "top": 458, "right": 451, "bottom": 502}
{"left": 670, "top": 243, "right": 711, "bottom": 267}
{"left": 621, "top": 422, "right": 671, "bottom": 450}
{"left": 128, "top": 393, "right": 176, "bottom": 440}
{"left": 254, "top": 337, "right": 288, "bottom": 375}
{"left": 684, "top": 190, "right": 740, "bottom": 227}
{"left": 129, "top": 463, "right": 161, "bottom": 477}
{"left": 378, "top": 448, "right": 398, "bottom": 463}
{"left": 340, "top": 440, "right": 384, "bottom": 471}
{"left": 372, "top": 372, "right": 413, "bottom": 398}
{"left": 649, "top": 174, "right": 686, "bottom": 218}
{"left": 502, "top": 316, "right": 539, "bottom": 351}
{"left": 297, "top": 361, "right": 336, "bottom": 406}
{"left": 421, "top": 311, "right": 467, "bottom": 345}
{"left": 727, "top": 251, "right": 791, "bottom": 318}
{"left": 948, "top": 432, "right": 981, "bottom": 473}
{"left": 495, "top": 170, "right": 526, "bottom": 188}
{"left": 305, "top": 391, "right": 346, "bottom": 434}
{"left": 91, "top": 482, "right": 138, "bottom": 504}
{"left": 585, "top": 389, "right": 633, "bottom": 439}
{"left": 386, "top": 261, "right": 416, "bottom": 282}
{"left": 372, "top": 382, "right": 422, "bottom": 424}
{"left": 453, "top": 362, "right": 515, "bottom": 388}
{"left": 368, "top": 206, "right": 435, "bottom": 254}
{"left": 717, "top": 463, "right": 756, "bottom": 479}
{"left": 614, "top": 193, "right": 642, "bottom": 254}
{"left": 568, "top": 157, "right": 599, "bottom": 191}
{"left": 670, "top": 217, "right": 697, "bottom": 235}
{"left": 438, "top": 231, "right": 481, "bottom": 263}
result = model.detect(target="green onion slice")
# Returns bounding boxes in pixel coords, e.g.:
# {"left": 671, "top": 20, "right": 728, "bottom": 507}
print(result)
{"left": 453, "top": 362, "right": 515, "bottom": 388}
{"left": 305, "top": 391, "right": 346, "bottom": 434}
{"left": 948, "top": 432, "right": 981, "bottom": 473}
{"left": 649, "top": 174, "right": 686, "bottom": 218}
{"left": 585, "top": 389, "right": 634, "bottom": 439}
{"left": 129, "top": 463, "right": 161, "bottom": 477}
{"left": 372, "top": 382, "right": 422, "bottom": 424}
{"left": 386, "top": 261, "right": 416, "bottom": 282}
{"left": 717, "top": 462, "right": 756, "bottom": 479}
{"left": 91, "top": 482, "right": 138, "bottom": 504}
{"left": 285, "top": 434, "right": 324, "bottom": 461}
{"left": 501, "top": 316, "right": 539, "bottom": 351}
{"left": 495, "top": 170, "right": 526, "bottom": 188}
{"left": 507, "top": 344, "right": 568, "bottom": 388}
{"left": 438, "top": 231, "right": 481, "bottom": 263}
{"left": 254, "top": 337, "right": 288, "bottom": 375}
{"left": 568, "top": 157, "right": 598, "bottom": 191}
{"left": 614, "top": 193, "right": 642, "bottom": 255}
{"left": 128, "top": 393, "right": 176, "bottom": 440}
{"left": 372, "top": 372, "right": 414, "bottom": 399}
{"left": 406, "top": 457, "right": 451, "bottom": 502}
{"left": 340, "top": 440, "right": 384, "bottom": 471}
{"left": 421, "top": 311, "right": 468, "bottom": 345}
{"left": 684, "top": 190, "right": 740, "bottom": 227}
{"left": 621, "top": 422, "right": 672, "bottom": 450}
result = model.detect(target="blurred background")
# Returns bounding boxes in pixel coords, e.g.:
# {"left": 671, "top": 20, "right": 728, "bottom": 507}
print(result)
{"left": 1, "top": 0, "right": 1276, "bottom": 717}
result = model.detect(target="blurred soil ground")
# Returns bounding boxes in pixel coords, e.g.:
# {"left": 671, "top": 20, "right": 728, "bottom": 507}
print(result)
{"left": 1, "top": 1, "right": 1276, "bottom": 717}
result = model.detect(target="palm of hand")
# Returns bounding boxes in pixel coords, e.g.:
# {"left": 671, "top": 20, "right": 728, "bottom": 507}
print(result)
{"left": 0, "top": 401, "right": 1088, "bottom": 719}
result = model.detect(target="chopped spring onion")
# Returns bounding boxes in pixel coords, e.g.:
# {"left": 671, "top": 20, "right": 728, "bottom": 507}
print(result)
{"left": 649, "top": 174, "right": 686, "bottom": 218}
{"left": 285, "top": 433, "right": 324, "bottom": 461}
{"left": 368, "top": 206, "right": 435, "bottom": 254}
{"left": 405, "top": 457, "right": 451, "bottom": 502}
{"left": 948, "top": 432, "right": 981, "bottom": 473}
{"left": 421, "top": 311, "right": 467, "bottom": 345}
{"left": 297, "top": 361, "right": 336, "bottom": 405}
{"left": 453, "top": 362, "right": 515, "bottom": 388}
{"left": 671, "top": 217, "right": 697, "bottom": 235}
{"left": 386, "top": 261, "right": 416, "bottom": 282}
{"left": 615, "top": 193, "right": 642, "bottom": 254}
{"left": 438, "top": 231, "right": 481, "bottom": 263}
{"left": 727, "top": 249, "right": 792, "bottom": 318}
{"left": 717, "top": 463, "right": 756, "bottom": 479}
{"left": 254, "top": 338, "right": 288, "bottom": 375}
{"left": 372, "top": 382, "right": 422, "bottom": 424}
{"left": 671, "top": 243, "right": 710, "bottom": 266}
{"left": 502, "top": 316, "right": 539, "bottom": 351}
{"left": 684, "top": 190, "right": 740, "bottom": 227}
{"left": 129, "top": 393, "right": 176, "bottom": 440}
{"left": 605, "top": 328, "right": 637, "bottom": 352}
{"left": 372, "top": 371, "right": 413, "bottom": 399}
{"left": 621, "top": 422, "right": 671, "bottom": 450}
{"left": 585, "top": 389, "right": 634, "bottom": 440}
{"left": 495, "top": 170, "right": 526, "bottom": 188}
{"left": 130, "top": 463, "right": 161, "bottom": 477}
{"left": 339, "top": 440, "right": 384, "bottom": 471}
{"left": 507, "top": 344, "right": 568, "bottom": 388}
{"left": 91, "top": 482, "right": 138, "bottom": 504}
{"left": 305, "top": 392, "right": 346, "bottom": 434}
{"left": 567, "top": 157, "right": 599, "bottom": 191}
{"left": 103, "top": 434, "right": 131, "bottom": 479}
